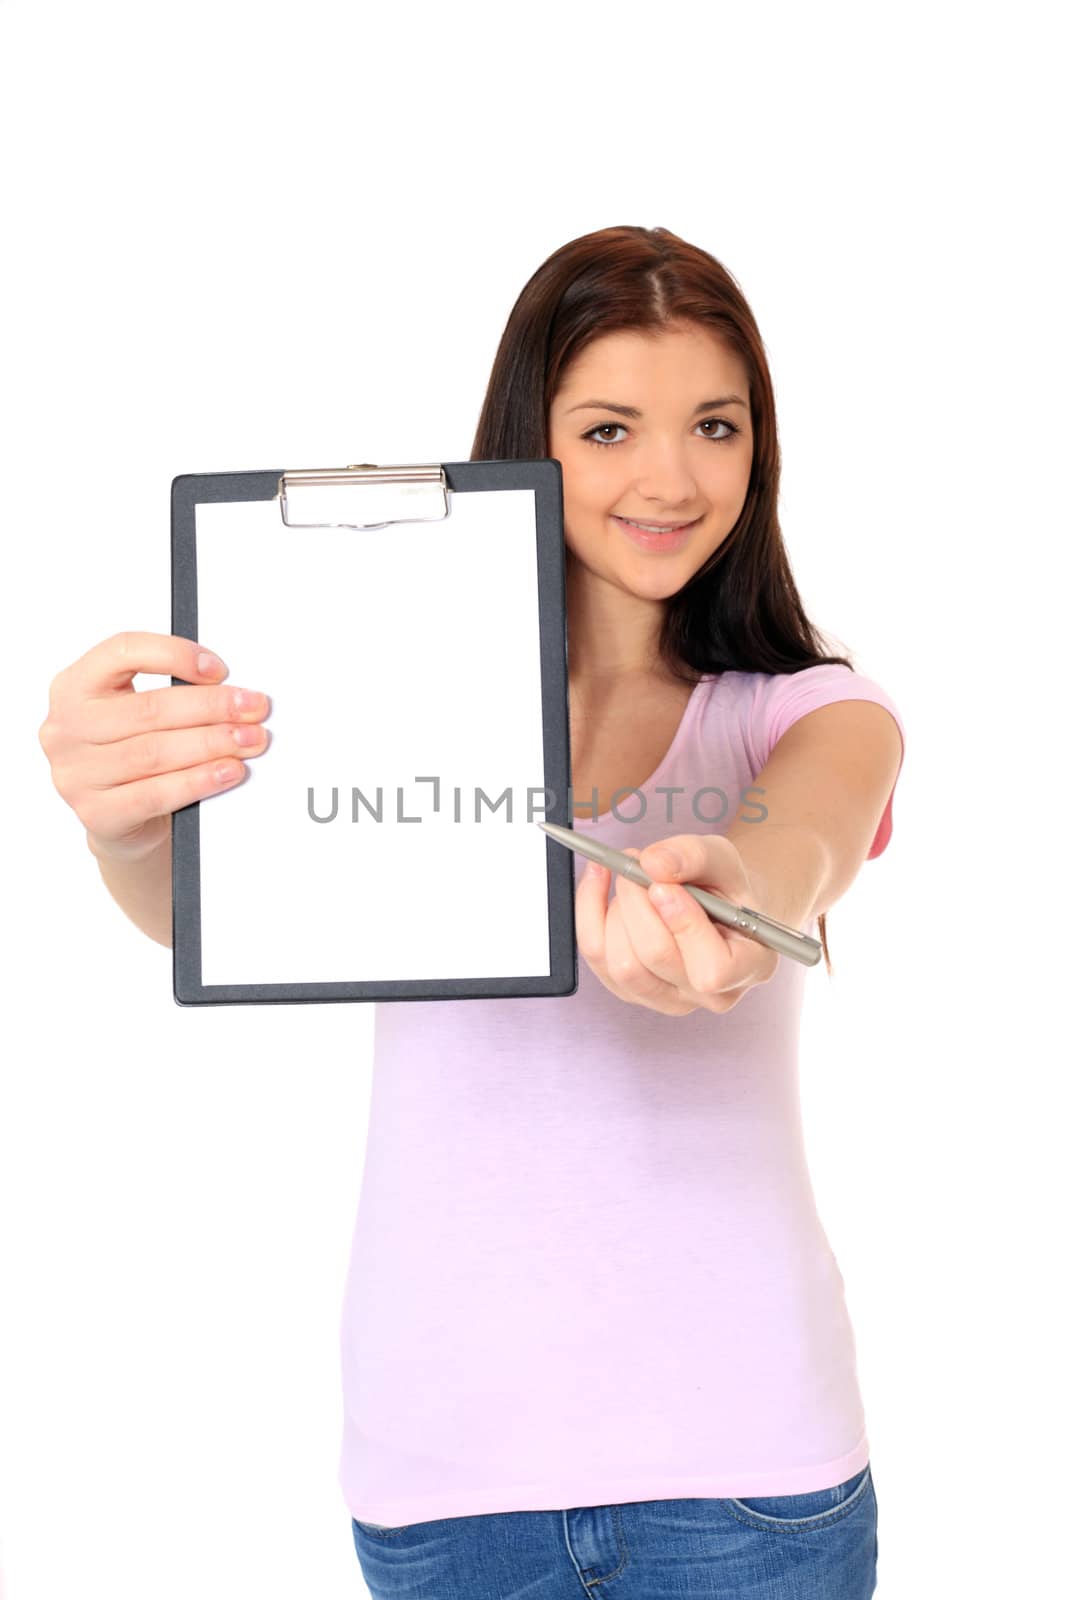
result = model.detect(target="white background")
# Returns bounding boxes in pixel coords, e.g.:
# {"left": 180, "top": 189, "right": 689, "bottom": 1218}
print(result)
{"left": 2, "top": 2, "right": 1063, "bottom": 1595}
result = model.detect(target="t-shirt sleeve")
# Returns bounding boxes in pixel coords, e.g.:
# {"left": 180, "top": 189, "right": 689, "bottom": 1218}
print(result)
{"left": 748, "top": 663, "right": 906, "bottom": 859}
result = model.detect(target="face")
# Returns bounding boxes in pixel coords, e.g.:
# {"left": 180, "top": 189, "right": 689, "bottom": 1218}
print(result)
{"left": 547, "top": 320, "right": 754, "bottom": 601}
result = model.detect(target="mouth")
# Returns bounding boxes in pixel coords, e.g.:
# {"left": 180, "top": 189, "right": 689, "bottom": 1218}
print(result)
{"left": 611, "top": 513, "right": 702, "bottom": 552}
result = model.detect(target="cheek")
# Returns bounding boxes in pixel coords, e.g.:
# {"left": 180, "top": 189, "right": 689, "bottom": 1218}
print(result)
{"left": 729, "top": 445, "right": 756, "bottom": 499}
{"left": 560, "top": 452, "right": 622, "bottom": 506}
{"left": 697, "top": 456, "right": 751, "bottom": 513}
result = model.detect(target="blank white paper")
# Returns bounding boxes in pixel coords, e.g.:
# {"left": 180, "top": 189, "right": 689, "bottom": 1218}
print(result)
{"left": 193, "top": 488, "right": 553, "bottom": 986}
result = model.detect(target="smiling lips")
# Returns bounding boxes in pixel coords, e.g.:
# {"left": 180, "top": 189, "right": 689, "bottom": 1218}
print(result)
{"left": 611, "top": 513, "right": 702, "bottom": 552}
{"left": 615, "top": 515, "right": 698, "bottom": 531}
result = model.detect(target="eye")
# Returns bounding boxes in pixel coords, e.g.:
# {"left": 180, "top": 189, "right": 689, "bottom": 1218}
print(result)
{"left": 581, "top": 418, "right": 741, "bottom": 449}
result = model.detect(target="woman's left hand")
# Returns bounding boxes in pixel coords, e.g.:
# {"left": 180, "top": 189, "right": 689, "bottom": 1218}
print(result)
{"left": 575, "top": 833, "right": 780, "bottom": 1016}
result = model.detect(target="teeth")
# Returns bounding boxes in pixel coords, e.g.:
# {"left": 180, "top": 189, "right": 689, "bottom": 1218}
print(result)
{"left": 620, "top": 517, "right": 686, "bottom": 533}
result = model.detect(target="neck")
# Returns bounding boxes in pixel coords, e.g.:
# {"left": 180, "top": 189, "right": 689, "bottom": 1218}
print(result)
{"left": 565, "top": 553, "right": 668, "bottom": 687}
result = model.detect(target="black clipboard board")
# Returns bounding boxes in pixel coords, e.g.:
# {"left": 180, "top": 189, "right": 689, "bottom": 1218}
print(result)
{"left": 170, "top": 459, "right": 576, "bottom": 1006}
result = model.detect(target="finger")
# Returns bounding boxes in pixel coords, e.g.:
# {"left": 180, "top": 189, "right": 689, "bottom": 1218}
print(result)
{"left": 644, "top": 878, "right": 775, "bottom": 1003}
{"left": 575, "top": 858, "right": 695, "bottom": 1015}
{"left": 624, "top": 837, "right": 778, "bottom": 1008}
{"left": 603, "top": 891, "right": 694, "bottom": 1012}
{"left": 638, "top": 830, "right": 759, "bottom": 977}
{"left": 78, "top": 679, "right": 271, "bottom": 745}
{"left": 75, "top": 758, "right": 250, "bottom": 843}
{"left": 55, "top": 632, "right": 230, "bottom": 703}
{"left": 68, "top": 715, "right": 271, "bottom": 791}
{"left": 639, "top": 832, "right": 753, "bottom": 908}
{"left": 574, "top": 858, "right": 614, "bottom": 973}
{"left": 573, "top": 860, "right": 656, "bottom": 1007}
{"left": 612, "top": 848, "right": 693, "bottom": 988}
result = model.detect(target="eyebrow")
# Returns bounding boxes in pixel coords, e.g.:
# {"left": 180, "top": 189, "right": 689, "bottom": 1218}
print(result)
{"left": 564, "top": 395, "right": 749, "bottom": 418}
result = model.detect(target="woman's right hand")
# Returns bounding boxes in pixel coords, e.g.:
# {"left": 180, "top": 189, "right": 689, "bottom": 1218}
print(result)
{"left": 38, "top": 631, "right": 272, "bottom": 862}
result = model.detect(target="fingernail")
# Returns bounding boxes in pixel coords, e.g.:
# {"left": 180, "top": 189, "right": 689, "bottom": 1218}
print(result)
{"left": 650, "top": 883, "right": 683, "bottom": 921}
{"left": 646, "top": 848, "right": 682, "bottom": 877}
{"left": 198, "top": 650, "right": 228, "bottom": 677}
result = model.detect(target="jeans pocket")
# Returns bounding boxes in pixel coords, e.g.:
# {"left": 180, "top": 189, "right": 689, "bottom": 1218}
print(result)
{"left": 727, "top": 1464, "right": 873, "bottom": 1528}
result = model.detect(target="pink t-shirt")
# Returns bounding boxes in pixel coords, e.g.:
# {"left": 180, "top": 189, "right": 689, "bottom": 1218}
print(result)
{"left": 338, "top": 662, "right": 906, "bottom": 1528}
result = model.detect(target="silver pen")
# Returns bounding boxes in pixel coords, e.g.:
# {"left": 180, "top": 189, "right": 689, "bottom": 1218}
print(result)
{"left": 539, "top": 821, "right": 822, "bottom": 968}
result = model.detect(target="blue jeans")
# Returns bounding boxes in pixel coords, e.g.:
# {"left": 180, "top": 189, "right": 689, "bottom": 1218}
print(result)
{"left": 350, "top": 1463, "right": 878, "bottom": 1597}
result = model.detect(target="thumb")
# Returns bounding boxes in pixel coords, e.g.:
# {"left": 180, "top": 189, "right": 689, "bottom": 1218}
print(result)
{"left": 639, "top": 834, "right": 751, "bottom": 903}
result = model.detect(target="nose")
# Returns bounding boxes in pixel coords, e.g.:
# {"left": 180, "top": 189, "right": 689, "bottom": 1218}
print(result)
{"left": 631, "top": 437, "right": 701, "bottom": 510}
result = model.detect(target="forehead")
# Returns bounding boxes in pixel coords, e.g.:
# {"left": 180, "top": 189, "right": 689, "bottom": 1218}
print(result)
{"left": 556, "top": 321, "right": 748, "bottom": 396}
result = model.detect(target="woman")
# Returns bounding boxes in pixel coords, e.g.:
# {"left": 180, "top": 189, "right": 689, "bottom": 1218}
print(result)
{"left": 39, "top": 225, "right": 904, "bottom": 1598}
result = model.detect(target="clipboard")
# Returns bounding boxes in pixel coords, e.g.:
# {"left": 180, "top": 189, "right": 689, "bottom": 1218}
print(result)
{"left": 170, "top": 459, "right": 576, "bottom": 1007}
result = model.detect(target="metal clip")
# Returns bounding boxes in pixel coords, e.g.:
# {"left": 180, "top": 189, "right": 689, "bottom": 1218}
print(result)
{"left": 278, "top": 463, "right": 450, "bottom": 529}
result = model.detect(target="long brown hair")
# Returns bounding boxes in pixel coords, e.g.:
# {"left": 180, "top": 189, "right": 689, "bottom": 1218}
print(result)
{"left": 470, "top": 225, "right": 853, "bottom": 975}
